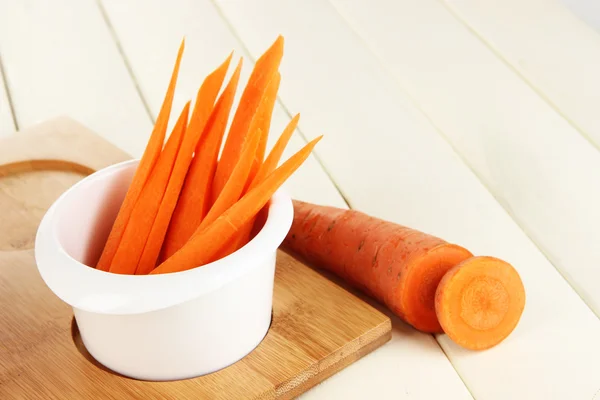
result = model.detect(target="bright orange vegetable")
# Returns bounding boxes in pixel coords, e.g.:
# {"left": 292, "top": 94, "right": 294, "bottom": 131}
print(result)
{"left": 248, "top": 73, "right": 281, "bottom": 184}
{"left": 215, "top": 114, "right": 300, "bottom": 259}
{"left": 212, "top": 36, "right": 284, "bottom": 202}
{"left": 134, "top": 55, "right": 232, "bottom": 275}
{"left": 109, "top": 103, "right": 190, "bottom": 274}
{"left": 196, "top": 71, "right": 281, "bottom": 235}
{"left": 282, "top": 201, "right": 474, "bottom": 333}
{"left": 248, "top": 113, "right": 299, "bottom": 191}
{"left": 149, "top": 136, "right": 322, "bottom": 275}
{"left": 435, "top": 256, "right": 525, "bottom": 350}
{"left": 96, "top": 40, "right": 185, "bottom": 272}
{"left": 161, "top": 58, "right": 243, "bottom": 260}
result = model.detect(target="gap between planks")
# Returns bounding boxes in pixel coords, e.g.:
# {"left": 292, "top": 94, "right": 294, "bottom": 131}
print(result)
{"left": 0, "top": 53, "right": 18, "bottom": 132}
{"left": 212, "top": 1, "right": 600, "bottom": 399}
{"left": 208, "top": 0, "right": 352, "bottom": 210}
{"left": 323, "top": 0, "right": 600, "bottom": 321}
{"left": 94, "top": 0, "right": 155, "bottom": 125}
{"left": 210, "top": 0, "right": 472, "bottom": 396}
{"left": 438, "top": 0, "right": 600, "bottom": 153}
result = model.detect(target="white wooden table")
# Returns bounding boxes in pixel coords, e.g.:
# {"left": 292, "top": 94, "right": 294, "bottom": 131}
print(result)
{"left": 2, "top": 0, "right": 600, "bottom": 398}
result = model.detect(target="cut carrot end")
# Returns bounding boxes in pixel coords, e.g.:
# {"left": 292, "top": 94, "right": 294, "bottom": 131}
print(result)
{"left": 395, "top": 244, "right": 473, "bottom": 333}
{"left": 435, "top": 256, "right": 526, "bottom": 350}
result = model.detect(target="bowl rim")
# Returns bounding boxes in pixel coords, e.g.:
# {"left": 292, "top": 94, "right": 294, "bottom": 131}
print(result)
{"left": 34, "top": 159, "right": 293, "bottom": 315}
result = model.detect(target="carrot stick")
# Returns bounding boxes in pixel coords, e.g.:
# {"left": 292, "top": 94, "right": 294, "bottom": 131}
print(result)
{"left": 435, "top": 256, "right": 525, "bottom": 350}
{"left": 212, "top": 36, "right": 284, "bottom": 202}
{"left": 214, "top": 114, "right": 300, "bottom": 260}
{"left": 196, "top": 121, "right": 262, "bottom": 231}
{"left": 196, "top": 72, "right": 280, "bottom": 235}
{"left": 150, "top": 135, "right": 322, "bottom": 275}
{"left": 160, "top": 58, "right": 243, "bottom": 260}
{"left": 282, "top": 201, "right": 474, "bottom": 333}
{"left": 108, "top": 102, "right": 190, "bottom": 274}
{"left": 249, "top": 113, "right": 299, "bottom": 190}
{"left": 134, "top": 55, "right": 232, "bottom": 275}
{"left": 247, "top": 72, "right": 281, "bottom": 185}
{"left": 96, "top": 40, "right": 185, "bottom": 272}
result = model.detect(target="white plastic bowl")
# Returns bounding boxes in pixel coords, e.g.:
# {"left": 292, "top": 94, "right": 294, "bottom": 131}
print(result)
{"left": 34, "top": 159, "right": 293, "bottom": 381}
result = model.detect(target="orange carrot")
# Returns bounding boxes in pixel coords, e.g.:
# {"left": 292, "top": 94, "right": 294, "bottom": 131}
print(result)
{"left": 282, "top": 201, "right": 474, "bottom": 333}
{"left": 247, "top": 72, "right": 281, "bottom": 184}
{"left": 134, "top": 56, "right": 232, "bottom": 275}
{"left": 435, "top": 256, "right": 525, "bottom": 350}
{"left": 96, "top": 40, "right": 185, "bottom": 272}
{"left": 150, "top": 135, "right": 322, "bottom": 275}
{"left": 160, "top": 58, "right": 243, "bottom": 260}
{"left": 196, "top": 72, "right": 281, "bottom": 235}
{"left": 108, "top": 103, "right": 190, "bottom": 274}
{"left": 249, "top": 113, "right": 299, "bottom": 191}
{"left": 212, "top": 36, "right": 284, "bottom": 202}
{"left": 214, "top": 114, "right": 300, "bottom": 259}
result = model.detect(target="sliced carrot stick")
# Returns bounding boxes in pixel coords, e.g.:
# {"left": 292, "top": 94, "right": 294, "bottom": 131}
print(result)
{"left": 196, "top": 122, "right": 262, "bottom": 231}
{"left": 247, "top": 72, "right": 281, "bottom": 184}
{"left": 214, "top": 114, "right": 300, "bottom": 260}
{"left": 249, "top": 113, "right": 299, "bottom": 190}
{"left": 96, "top": 40, "right": 185, "bottom": 272}
{"left": 282, "top": 201, "right": 474, "bottom": 333}
{"left": 187, "top": 52, "right": 233, "bottom": 139}
{"left": 160, "top": 58, "right": 243, "bottom": 261}
{"left": 196, "top": 72, "right": 280, "bottom": 236}
{"left": 150, "top": 135, "right": 322, "bottom": 275}
{"left": 212, "top": 36, "right": 284, "bottom": 202}
{"left": 134, "top": 56, "right": 232, "bottom": 275}
{"left": 435, "top": 256, "right": 525, "bottom": 350}
{"left": 108, "top": 102, "right": 190, "bottom": 274}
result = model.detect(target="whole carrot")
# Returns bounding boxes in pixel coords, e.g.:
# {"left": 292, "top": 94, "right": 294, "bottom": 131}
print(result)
{"left": 282, "top": 201, "right": 474, "bottom": 333}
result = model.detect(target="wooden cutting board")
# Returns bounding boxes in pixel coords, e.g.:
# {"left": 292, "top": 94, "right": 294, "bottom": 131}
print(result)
{"left": 0, "top": 118, "right": 391, "bottom": 400}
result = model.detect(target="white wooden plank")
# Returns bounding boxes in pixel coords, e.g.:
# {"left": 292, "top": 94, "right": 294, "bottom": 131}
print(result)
{"left": 444, "top": 0, "right": 600, "bottom": 149}
{"left": 216, "top": 0, "right": 600, "bottom": 399}
{"left": 561, "top": 0, "right": 600, "bottom": 32}
{"left": 331, "top": 0, "right": 600, "bottom": 313}
{"left": 99, "top": 0, "right": 345, "bottom": 209}
{"left": 0, "top": 0, "right": 151, "bottom": 157}
{"left": 101, "top": 1, "right": 472, "bottom": 399}
{"left": 0, "top": 64, "right": 15, "bottom": 136}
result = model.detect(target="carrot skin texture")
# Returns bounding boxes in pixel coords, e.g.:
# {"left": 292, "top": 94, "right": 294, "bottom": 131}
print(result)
{"left": 135, "top": 55, "right": 232, "bottom": 275}
{"left": 212, "top": 36, "right": 284, "bottom": 201}
{"left": 161, "top": 58, "right": 243, "bottom": 260}
{"left": 96, "top": 40, "right": 185, "bottom": 271}
{"left": 109, "top": 103, "right": 190, "bottom": 274}
{"left": 150, "top": 136, "right": 322, "bottom": 275}
{"left": 282, "top": 201, "right": 473, "bottom": 332}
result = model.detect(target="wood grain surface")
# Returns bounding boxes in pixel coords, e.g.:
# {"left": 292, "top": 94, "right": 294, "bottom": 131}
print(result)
{"left": 0, "top": 118, "right": 391, "bottom": 399}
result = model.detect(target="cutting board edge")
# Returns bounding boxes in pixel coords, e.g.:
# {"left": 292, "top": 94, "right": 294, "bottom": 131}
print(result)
{"left": 275, "top": 318, "right": 392, "bottom": 400}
